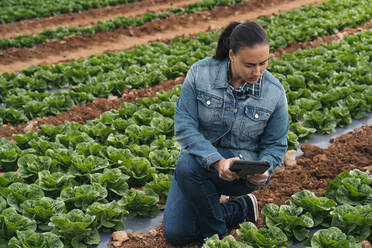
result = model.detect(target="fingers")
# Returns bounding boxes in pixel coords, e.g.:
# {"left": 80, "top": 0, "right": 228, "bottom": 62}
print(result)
{"left": 246, "top": 171, "right": 269, "bottom": 185}
{"left": 219, "top": 158, "right": 239, "bottom": 181}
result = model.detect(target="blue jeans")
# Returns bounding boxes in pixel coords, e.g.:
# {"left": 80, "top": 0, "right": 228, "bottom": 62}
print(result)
{"left": 163, "top": 148, "right": 261, "bottom": 246}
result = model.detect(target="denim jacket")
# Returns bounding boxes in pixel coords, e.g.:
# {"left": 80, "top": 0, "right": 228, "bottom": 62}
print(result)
{"left": 174, "top": 58, "right": 289, "bottom": 180}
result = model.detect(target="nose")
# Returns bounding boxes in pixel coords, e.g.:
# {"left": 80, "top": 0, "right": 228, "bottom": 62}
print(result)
{"left": 252, "top": 65, "right": 261, "bottom": 77}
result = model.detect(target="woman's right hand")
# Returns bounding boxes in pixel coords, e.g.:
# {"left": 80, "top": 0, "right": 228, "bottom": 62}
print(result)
{"left": 212, "top": 158, "right": 240, "bottom": 181}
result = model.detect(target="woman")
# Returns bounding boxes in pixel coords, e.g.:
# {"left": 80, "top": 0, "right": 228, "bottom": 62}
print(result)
{"left": 163, "top": 21, "right": 289, "bottom": 245}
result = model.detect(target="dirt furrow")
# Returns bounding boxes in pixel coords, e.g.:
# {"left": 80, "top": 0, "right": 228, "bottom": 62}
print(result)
{"left": 0, "top": 0, "right": 200, "bottom": 39}
{"left": 0, "top": 0, "right": 327, "bottom": 74}
{"left": 0, "top": 21, "right": 370, "bottom": 141}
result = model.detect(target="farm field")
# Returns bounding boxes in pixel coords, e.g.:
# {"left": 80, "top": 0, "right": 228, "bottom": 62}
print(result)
{"left": 0, "top": 0, "right": 371, "bottom": 247}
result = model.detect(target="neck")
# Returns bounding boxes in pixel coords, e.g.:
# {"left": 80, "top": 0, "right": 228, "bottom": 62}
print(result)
{"left": 230, "top": 63, "right": 244, "bottom": 89}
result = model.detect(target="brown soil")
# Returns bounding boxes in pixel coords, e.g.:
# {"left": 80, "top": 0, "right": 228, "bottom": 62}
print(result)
{"left": 0, "top": 21, "right": 370, "bottom": 141}
{"left": 0, "top": 0, "right": 200, "bottom": 39}
{"left": 0, "top": 0, "right": 328, "bottom": 74}
{"left": 108, "top": 125, "right": 372, "bottom": 248}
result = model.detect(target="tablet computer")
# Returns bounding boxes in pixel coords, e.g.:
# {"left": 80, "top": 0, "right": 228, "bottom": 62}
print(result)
{"left": 230, "top": 160, "right": 270, "bottom": 178}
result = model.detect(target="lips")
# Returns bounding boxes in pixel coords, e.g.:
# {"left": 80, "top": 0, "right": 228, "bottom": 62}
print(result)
{"left": 247, "top": 77, "right": 259, "bottom": 82}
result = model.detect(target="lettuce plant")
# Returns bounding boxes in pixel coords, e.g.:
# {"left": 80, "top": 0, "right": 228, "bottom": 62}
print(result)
{"left": 12, "top": 132, "right": 39, "bottom": 150}
{"left": 150, "top": 116, "right": 174, "bottom": 136}
{"left": 290, "top": 190, "right": 337, "bottom": 226}
{"left": 128, "top": 144, "right": 150, "bottom": 158}
{"left": 126, "top": 125, "right": 155, "bottom": 145}
{"left": 0, "top": 172, "right": 23, "bottom": 188}
{"left": 55, "top": 130, "right": 94, "bottom": 149}
{"left": 87, "top": 201, "right": 128, "bottom": 232}
{"left": 112, "top": 118, "right": 136, "bottom": 132}
{"left": 35, "top": 171, "right": 75, "bottom": 198}
{"left": 203, "top": 234, "right": 253, "bottom": 248}
{"left": 149, "top": 148, "right": 178, "bottom": 172}
{"left": 83, "top": 121, "right": 114, "bottom": 144}
{"left": 132, "top": 109, "right": 162, "bottom": 126}
{"left": 50, "top": 209, "right": 99, "bottom": 248}
{"left": 119, "top": 157, "right": 155, "bottom": 188}
{"left": 122, "top": 189, "right": 159, "bottom": 218}
{"left": 0, "top": 196, "right": 6, "bottom": 213}
{"left": 20, "top": 197, "right": 66, "bottom": 231}
{"left": 305, "top": 227, "right": 359, "bottom": 248}
{"left": 44, "top": 148, "right": 77, "bottom": 171}
{"left": 59, "top": 183, "right": 108, "bottom": 210}
{"left": 0, "top": 138, "right": 21, "bottom": 172}
{"left": 106, "top": 133, "right": 129, "bottom": 148}
{"left": 68, "top": 155, "right": 109, "bottom": 182}
{"left": 326, "top": 169, "right": 372, "bottom": 205}
{"left": 237, "top": 222, "right": 289, "bottom": 248}
{"left": 28, "top": 138, "right": 64, "bottom": 155}
{"left": 106, "top": 146, "right": 134, "bottom": 167}
{"left": 149, "top": 101, "right": 175, "bottom": 117}
{"left": 75, "top": 141, "right": 107, "bottom": 157}
{"left": 100, "top": 111, "right": 120, "bottom": 125}
{"left": 89, "top": 168, "right": 129, "bottom": 201}
{"left": 150, "top": 135, "right": 179, "bottom": 150}
{"left": 262, "top": 203, "right": 314, "bottom": 241}
{"left": 144, "top": 173, "right": 172, "bottom": 204}
{"left": 8, "top": 230, "right": 64, "bottom": 248}
{"left": 0, "top": 208, "right": 37, "bottom": 241}
{"left": 329, "top": 204, "right": 372, "bottom": 242}
{"left": 6, "top": 183, "right": 44, "bottom": 212}
{"left": 17, "top": 154, "right": 54, "bottom": 182}
{"left": 118, "top": 102, "right": 139, "bottom": 119}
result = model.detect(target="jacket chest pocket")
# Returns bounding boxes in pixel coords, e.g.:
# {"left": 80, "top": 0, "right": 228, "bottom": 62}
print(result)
{"left": 196, "top": 92, "right": 223, "bottom": 127}
{"left": 239, "top": 106, "right": 271, "bottom": 140}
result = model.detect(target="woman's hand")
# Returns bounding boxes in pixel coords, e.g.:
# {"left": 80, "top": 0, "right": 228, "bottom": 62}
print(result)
{"left": 212, "top": 158, "right": 240, "bottom": 181}
{"left": 246, "top": 170, "right": 269, "bottom": 185}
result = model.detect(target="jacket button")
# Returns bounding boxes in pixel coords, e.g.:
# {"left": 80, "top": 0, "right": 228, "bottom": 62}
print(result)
{"left": 255, "top": 113, "right": 259, "bottom": 119}
{"left": 206, "top": 100, "right": 211, "bottom": 105}
{"left": 233, "top": 109, "right": 238, "bottom": 113}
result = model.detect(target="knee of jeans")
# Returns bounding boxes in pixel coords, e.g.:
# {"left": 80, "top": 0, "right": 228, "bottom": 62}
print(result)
{"left": 163, "top": 223, "right": 195, "bottom": 246}
{"left": 175, "top": 153, "right": 201, "bottom": 180}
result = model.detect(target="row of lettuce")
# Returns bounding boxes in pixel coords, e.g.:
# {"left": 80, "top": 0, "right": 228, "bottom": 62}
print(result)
{"left": 204, "top": 169, "right": 372, "bottom": 248}
{"left": 0, "top": 86, "right": 181, "bottom": 248}
{"left": 0, "top": 0, "right": 145, "bottom": 24}
{"left": 0, "top": 0, "right": 247, "bottom": 50}
{"left": 0, "top": 0, "right": 371, "bottom": 125}
{"left": 2, "top": 0, "right": 370, "bottom": 50}
{"left": 1, "top": 29, "right": 371, "bottom": 149}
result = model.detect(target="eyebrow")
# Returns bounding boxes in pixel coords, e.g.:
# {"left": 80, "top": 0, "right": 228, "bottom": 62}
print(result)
{"left": 245, "top": 58, "right": 270, "bottom": 66}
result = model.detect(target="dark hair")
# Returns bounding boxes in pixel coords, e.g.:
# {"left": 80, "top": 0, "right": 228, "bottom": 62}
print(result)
{"left": 213, "top": 21, "right": 269, "bottom": 60}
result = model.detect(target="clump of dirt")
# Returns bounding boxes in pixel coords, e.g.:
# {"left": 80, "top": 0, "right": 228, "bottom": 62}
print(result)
{"left": 109, "top": 125, "right": 372, "bottom": 248}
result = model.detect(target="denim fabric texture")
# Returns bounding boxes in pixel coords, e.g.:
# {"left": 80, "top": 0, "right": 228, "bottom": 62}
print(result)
{"left": 163, "top": 57, "right": 289, "bottom": 245}
{"left": 163, "top": 148, "right": 259, "bottom": 245}
{"left": 174, "top": 57, "right": 289, "bottom": 177}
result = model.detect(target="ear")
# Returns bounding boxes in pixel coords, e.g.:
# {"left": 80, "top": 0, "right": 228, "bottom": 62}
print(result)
{"left": 228, "top": 49, "right": 234, "bottom": 61}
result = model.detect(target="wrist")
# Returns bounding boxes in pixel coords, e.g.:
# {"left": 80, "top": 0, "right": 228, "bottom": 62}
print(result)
{"left": 212, "top": 159, "right": 222, "bottom": 170}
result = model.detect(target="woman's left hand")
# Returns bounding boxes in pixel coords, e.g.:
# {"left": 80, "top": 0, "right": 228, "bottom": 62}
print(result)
{"left": 246, "top": 170, "right": 269, "bottom": 185}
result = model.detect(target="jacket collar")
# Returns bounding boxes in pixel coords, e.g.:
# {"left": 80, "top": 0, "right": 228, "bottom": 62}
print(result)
{"left": 214, "top": 59, "right": 229, "bottom": 89}
{"left": 213, "top": 58, "right": 264, "bottom": 99}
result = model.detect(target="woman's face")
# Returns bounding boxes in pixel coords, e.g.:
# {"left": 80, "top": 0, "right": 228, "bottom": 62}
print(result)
{"left": 229, "top": 44, "right": 270, "bottom": 84}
